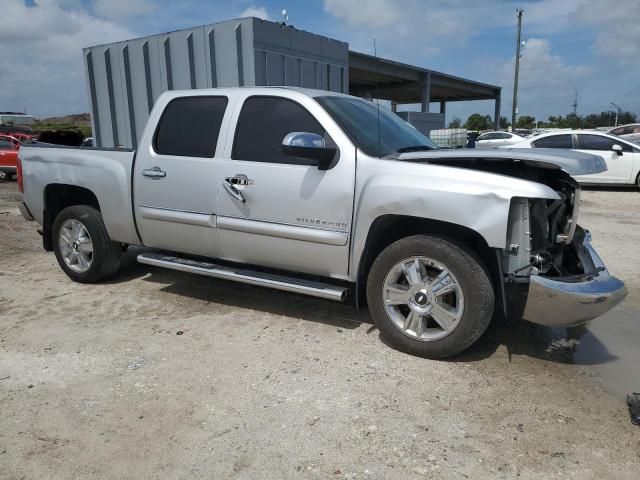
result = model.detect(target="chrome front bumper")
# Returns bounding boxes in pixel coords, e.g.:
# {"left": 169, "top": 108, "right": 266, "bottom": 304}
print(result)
{"left": 522, "top": 231, "right": 627, "bottom": 327}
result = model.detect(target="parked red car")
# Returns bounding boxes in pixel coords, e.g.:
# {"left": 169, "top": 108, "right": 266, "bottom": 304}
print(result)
{"left": 0, "top": 135, "right": 21, "bottom": 180}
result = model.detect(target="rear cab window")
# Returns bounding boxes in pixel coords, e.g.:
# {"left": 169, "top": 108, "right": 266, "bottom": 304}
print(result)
{"left": 153, "top": 96, "right": 228, "bottom": 157}
{"left": 532, "top": 134, "right": 572, "bottom": 149}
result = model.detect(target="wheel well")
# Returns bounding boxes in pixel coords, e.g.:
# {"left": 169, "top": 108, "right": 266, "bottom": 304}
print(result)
{"left": 42, "top": 184, "right": 100, "bottom": 251}
{"left": 355, "top": 215, "right": 501, "bottom": 310}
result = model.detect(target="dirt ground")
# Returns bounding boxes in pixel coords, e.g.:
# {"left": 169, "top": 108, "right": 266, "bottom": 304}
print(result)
{"left": 1, "top": 181, "right": 639, "bottom": 479}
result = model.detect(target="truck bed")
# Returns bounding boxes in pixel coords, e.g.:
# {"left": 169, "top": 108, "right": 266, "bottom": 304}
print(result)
{"left": 19, "top": 143, "right": 140, "bottom": 245}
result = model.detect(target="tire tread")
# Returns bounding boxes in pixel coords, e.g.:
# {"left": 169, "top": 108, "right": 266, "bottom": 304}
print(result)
{"left": 52, "top": 205, "right": 121, "bottom": 283}
{"left": 366, "top": 234, "right": 495, "bottom": 359}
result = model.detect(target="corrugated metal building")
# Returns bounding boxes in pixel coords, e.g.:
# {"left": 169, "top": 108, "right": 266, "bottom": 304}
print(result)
{"left": 84, "top": 17, "right": 348, "bottom": 148}
{"left": 84, "top": 17, "right": 501, "bottom": 148}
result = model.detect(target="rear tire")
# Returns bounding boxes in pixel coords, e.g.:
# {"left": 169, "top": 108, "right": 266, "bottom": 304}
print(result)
{"left": 366, "top": 235, "right": 494, "bottom": 359}
{"left": 52, "top": 205, "right": 121, "bottom": 283}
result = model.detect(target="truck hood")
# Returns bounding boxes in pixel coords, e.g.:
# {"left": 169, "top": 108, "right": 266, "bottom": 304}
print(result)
{"left": 394, "top": 148, "right": 606, "bottom": 176}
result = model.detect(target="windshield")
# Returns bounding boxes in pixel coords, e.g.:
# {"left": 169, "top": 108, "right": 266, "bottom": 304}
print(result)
{"left": 315, "top": 96, "right": 439, "bottom": 157}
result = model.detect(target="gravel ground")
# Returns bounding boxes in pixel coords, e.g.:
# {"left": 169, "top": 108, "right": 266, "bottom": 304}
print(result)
{"left": 1, "top": 181, "right": 639, "bottom": 479}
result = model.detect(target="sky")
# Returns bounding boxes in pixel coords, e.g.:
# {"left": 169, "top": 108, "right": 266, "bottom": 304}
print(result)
{"left": 0, "top": 0, "right": 638, "bottom": 125}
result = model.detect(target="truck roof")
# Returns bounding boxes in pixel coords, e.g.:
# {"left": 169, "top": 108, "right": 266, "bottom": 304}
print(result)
{"left": 156, "top": 86, "right": 351, "bottom": 99}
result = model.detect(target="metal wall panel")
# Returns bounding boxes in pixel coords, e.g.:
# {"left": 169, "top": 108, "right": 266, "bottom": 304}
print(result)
{"left": 396, "top": 111, "right": 446, "bottom": 135}
{"left": 251, "top": 18, "right": 348, "bottom": 93}
{"left": 83, "top": 17, "right": 347, "bottom": 148}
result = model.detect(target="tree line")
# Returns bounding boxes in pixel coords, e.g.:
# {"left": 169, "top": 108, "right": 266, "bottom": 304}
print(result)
{"left": 448, "top": 111, "right": 638, "bottom": 131}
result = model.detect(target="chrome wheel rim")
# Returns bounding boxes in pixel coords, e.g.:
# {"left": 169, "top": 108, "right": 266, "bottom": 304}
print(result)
{"left": 59, "top": 219, "right": 93, "bottom": 273}
{"left": 382, "top": 256, "right": 464, "bottom": 341}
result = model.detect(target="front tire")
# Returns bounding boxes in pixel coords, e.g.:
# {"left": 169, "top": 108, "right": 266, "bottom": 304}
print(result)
{"left": 52, "top": 205, "right": 121, "bottom": 283}
{"left": 367, "top": 235, "right": 494, "bottom": 359}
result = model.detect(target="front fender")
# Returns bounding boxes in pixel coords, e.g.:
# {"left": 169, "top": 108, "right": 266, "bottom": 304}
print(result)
{"left": 349, "top": 158, "right": 559, "bottom": 276}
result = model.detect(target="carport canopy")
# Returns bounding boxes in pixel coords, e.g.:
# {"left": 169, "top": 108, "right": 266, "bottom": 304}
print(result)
{"left": 348, "top": 51, "right": 502, "bottom": 129}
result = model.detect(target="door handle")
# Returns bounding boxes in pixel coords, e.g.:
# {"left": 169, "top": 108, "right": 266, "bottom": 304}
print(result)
{"left": 225, "top": 174, "right": 254, "bottom": 187}
{"left": 142, "top": 166, "right": 166, "bottom": 179}
{"left": 223, "top": 179, "right": 246, "bottom": 203}
{"left": 223, "top": 174, "right": 253, "bottom": 203}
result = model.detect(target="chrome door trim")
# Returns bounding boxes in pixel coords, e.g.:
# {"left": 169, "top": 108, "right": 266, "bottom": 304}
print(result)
{"left": 217, "top": 216, "right": 348, "bottom": 246}
{"left": 140, "top": 205, "right": 216, "bottom": 228}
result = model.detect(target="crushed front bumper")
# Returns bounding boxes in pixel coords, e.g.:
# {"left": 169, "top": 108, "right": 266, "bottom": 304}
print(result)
{"left": 522, "top": 230, "right": 627, "bottom": 327}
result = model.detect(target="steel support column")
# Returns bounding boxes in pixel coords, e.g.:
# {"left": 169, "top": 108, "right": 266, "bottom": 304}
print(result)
{"left": 421, "top": 73, "right": 431, "bottom": 112}
{"left": 494, "top": 92, "right": 501, "bottom": 130}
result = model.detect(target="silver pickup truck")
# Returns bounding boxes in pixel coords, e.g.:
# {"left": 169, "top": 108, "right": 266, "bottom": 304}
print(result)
{"left": 17, "top": 87, "right": 627, "bottom": 358}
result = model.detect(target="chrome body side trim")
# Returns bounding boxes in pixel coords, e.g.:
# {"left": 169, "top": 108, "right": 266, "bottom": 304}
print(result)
{"left": 139, "top": 205, "right": 216, "bottom": 228}
{"left": 217, "top": 216, "right": 348, "bottom": 246}
{"left": 137, "top": 252, "right": 348, "bottom": 301}
{"left": 522, "top": 230, "right": 627, "bottom": 327}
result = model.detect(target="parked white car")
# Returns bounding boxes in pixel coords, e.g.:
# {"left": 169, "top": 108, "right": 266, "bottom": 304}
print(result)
{"left": 507, "top": 130, "right": 640, "bottom": 187}
{"left": 476, "top": 131, "right": 525, "bottom": 149}
{"left": 607, "top": 123, "right": 640, "bottom": 145}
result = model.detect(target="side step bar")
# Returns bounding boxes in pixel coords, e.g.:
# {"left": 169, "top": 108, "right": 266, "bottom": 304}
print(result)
{"left": 137, "top": 252, "right": 348, "bottom": 302}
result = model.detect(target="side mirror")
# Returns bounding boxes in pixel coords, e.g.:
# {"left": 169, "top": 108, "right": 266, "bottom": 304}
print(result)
{"left": 282, "top": 132, "right": 337, "bottom": 170}
{"left": 612, "top": 144, "right": 623, "bottom": 156}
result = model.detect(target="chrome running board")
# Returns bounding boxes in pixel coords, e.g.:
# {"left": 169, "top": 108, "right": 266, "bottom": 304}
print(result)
{"left": 137, "top": 252, "right": 348, "bottom": 302}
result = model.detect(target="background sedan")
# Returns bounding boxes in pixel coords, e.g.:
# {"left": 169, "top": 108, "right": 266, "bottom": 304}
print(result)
{"left": 476, "top": 131, "right": 525, "bottom": 149}
{"left": 507, "top": 130, "right": 640, "bottom": 187}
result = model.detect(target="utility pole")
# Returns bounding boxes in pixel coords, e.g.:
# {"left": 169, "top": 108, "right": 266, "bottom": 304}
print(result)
{"left": 511, "top": 9, "right": 524, "bottom": 130}
{"left": 611, "top": 102, "right": 621, "bottom": 127}
{"left": 571, "top": 89, "right": 578, "bottom": 116}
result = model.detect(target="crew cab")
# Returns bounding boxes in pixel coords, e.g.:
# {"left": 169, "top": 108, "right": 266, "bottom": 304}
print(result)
{"left": 17, "top": 88, "right": 627, "bottom": 358}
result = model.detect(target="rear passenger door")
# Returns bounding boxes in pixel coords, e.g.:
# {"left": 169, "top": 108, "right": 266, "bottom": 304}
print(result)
{"left": 133, "top": 95, "right": 232, "bottom": 257}
{"left": 215, "top": 93, "right": 356, "bottom": 279}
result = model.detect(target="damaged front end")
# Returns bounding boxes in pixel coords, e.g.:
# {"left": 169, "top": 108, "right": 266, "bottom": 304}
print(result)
{"left": 503, "top": 180, "right": 627, "bottom": 326}
{"left": 397, "top": 148, "right": 625, "bottom": 326}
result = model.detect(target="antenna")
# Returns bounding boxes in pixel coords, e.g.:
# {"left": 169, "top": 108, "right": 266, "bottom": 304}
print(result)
{"left": 373, "top": 38, "right": 381, "bottom": 155}
{"left": 571, "top": 89, "right": 578, "bottom": 116}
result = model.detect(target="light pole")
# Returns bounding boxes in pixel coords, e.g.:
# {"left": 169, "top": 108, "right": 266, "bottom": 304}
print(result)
{"left": 610, "top": 102, "right": 621, "bottom": 127}
{"left": 511, "top": 9, "right": 524, "bottom": 131}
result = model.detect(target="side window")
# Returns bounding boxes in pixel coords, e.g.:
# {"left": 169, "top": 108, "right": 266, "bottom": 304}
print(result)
{"left": 578, "top": 134, "right": 633, "bottom": 152}
{"left": 232, "top": 96, "right": 327, "bottom": 164}
{"left": 577, "top": 134, "right": 615, "bottom": 151}
{"left": 532, "top": 134, "right": 572, "bottom": 149}
{"left": 497, "top": 133, "right": 512, "bottom": 139}
{"left": 154, "top": 96, "right": 228, "bottom": 157}
{"left": 0, "top": 140, "right": 13, "bottom": 150}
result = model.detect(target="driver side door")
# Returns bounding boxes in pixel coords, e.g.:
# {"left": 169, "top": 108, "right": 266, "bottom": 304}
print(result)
{"left": 215, "top": 94, "right": 356, "bottom": 278}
